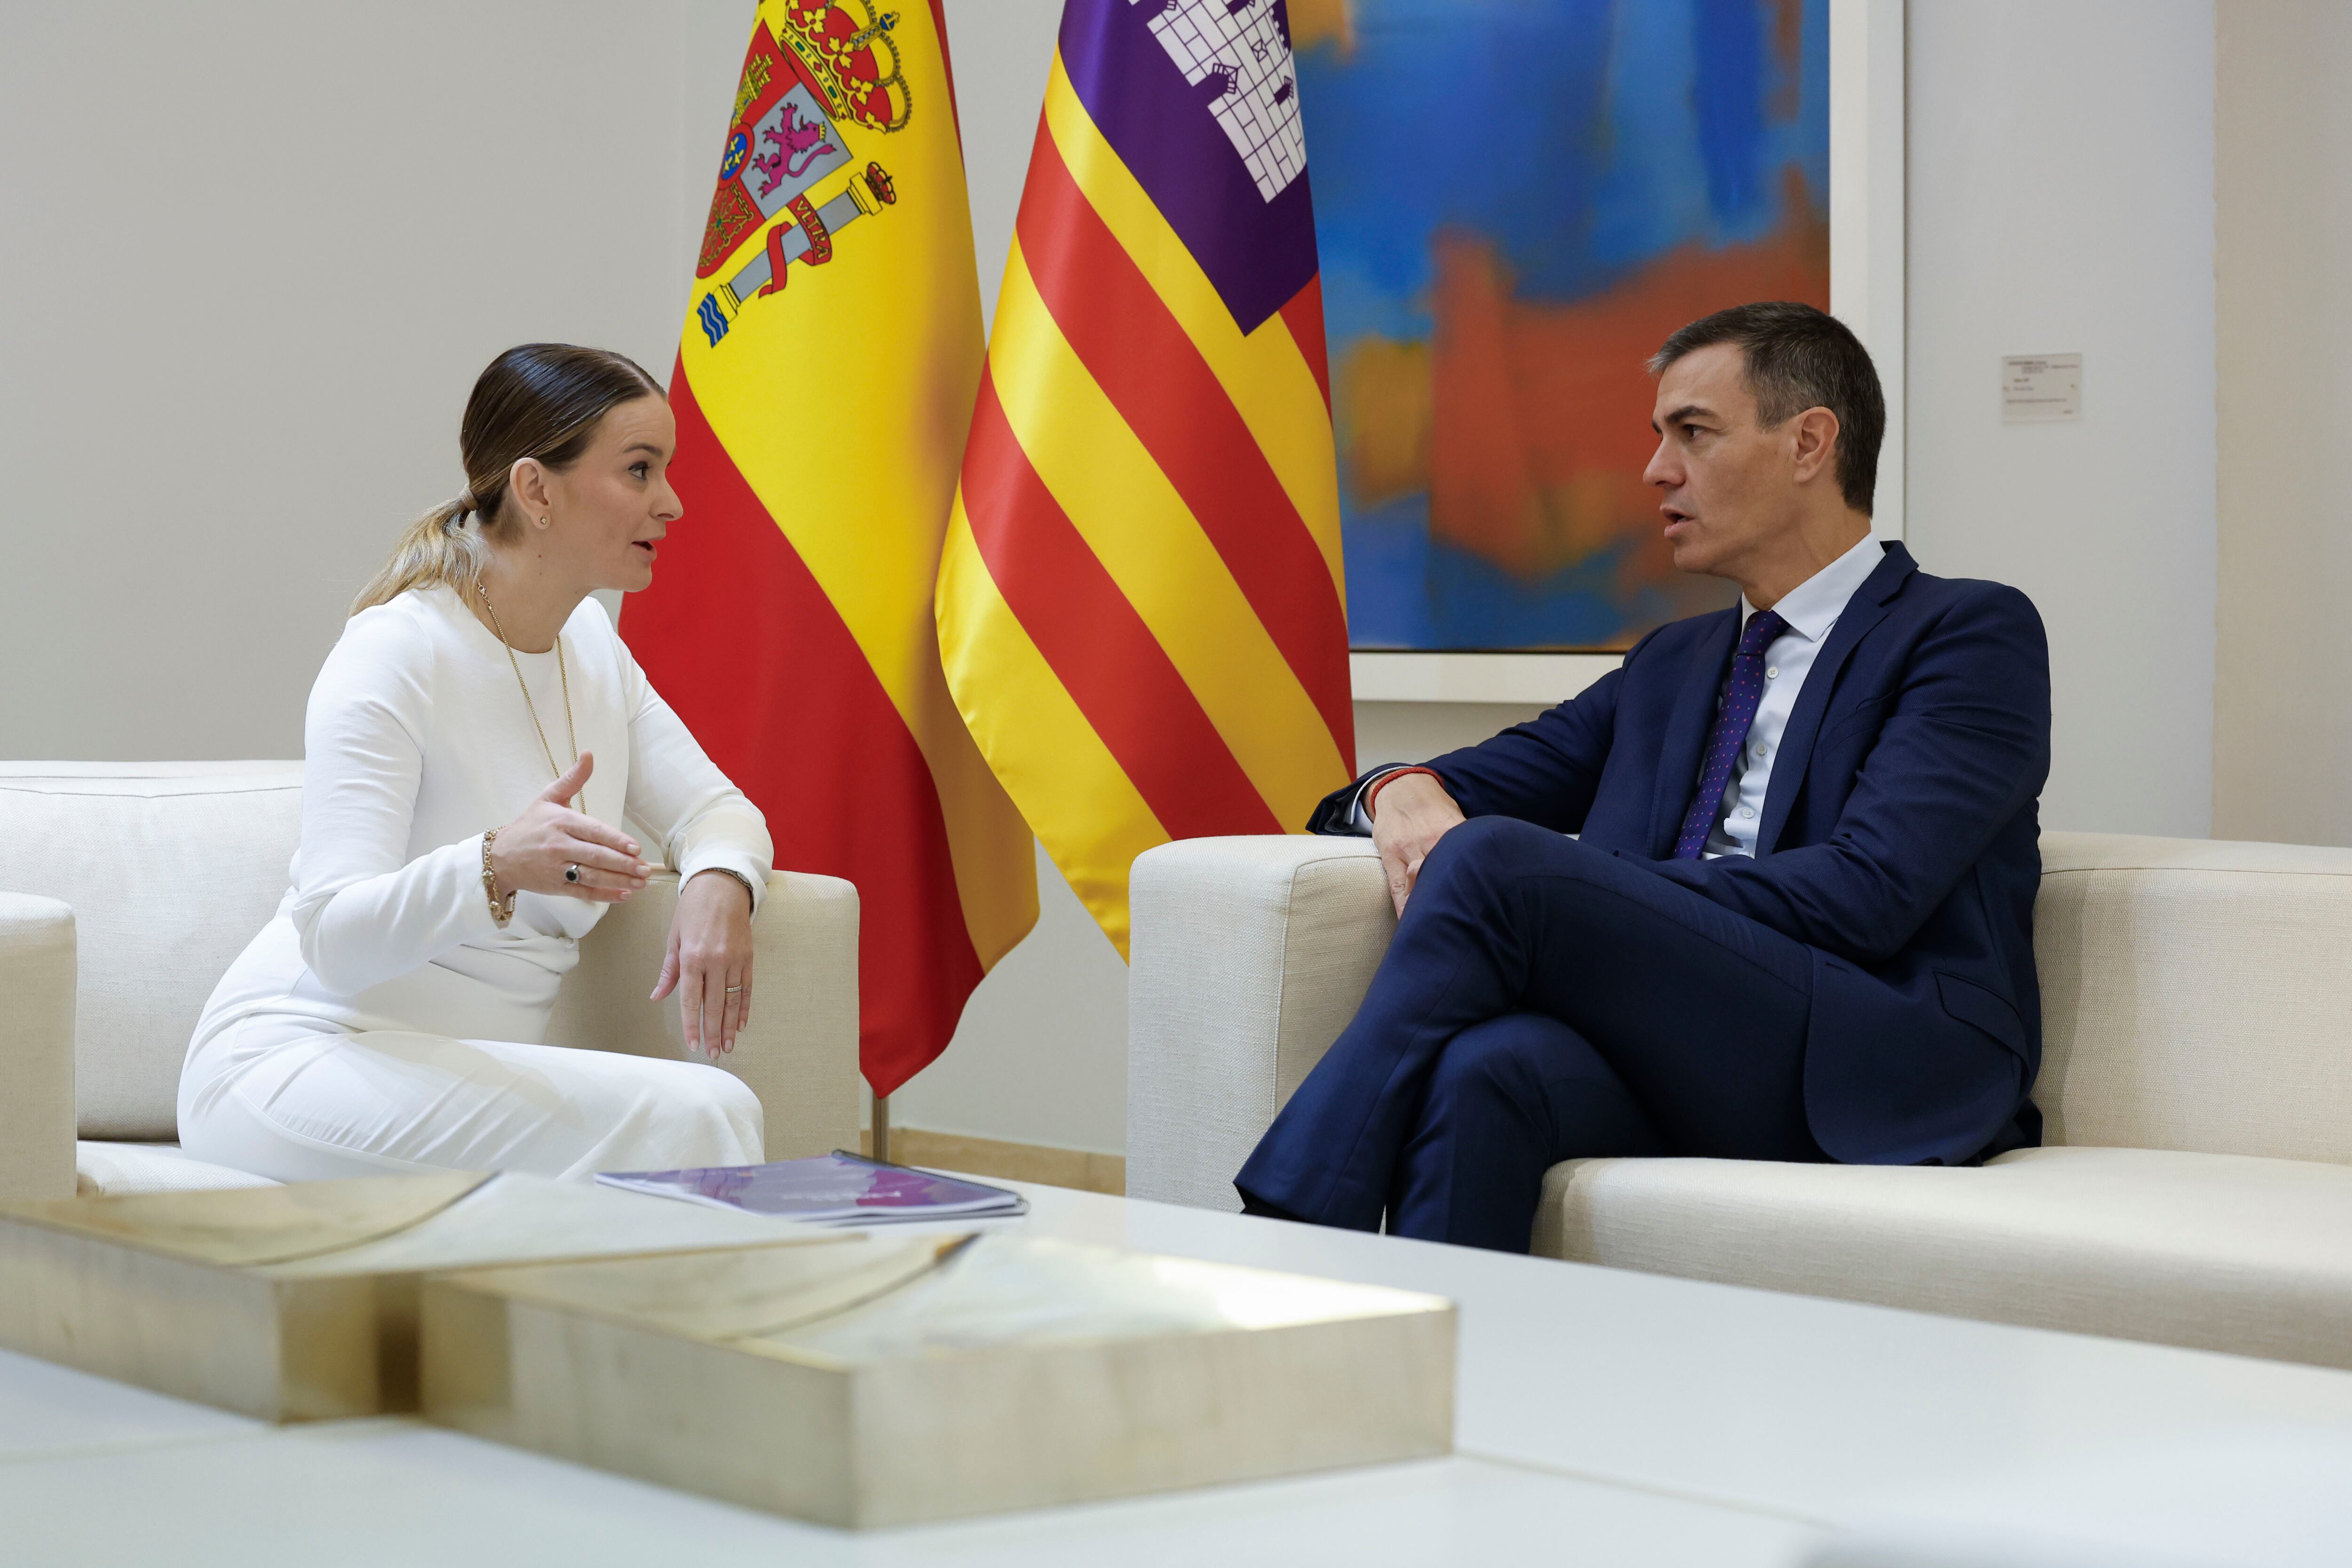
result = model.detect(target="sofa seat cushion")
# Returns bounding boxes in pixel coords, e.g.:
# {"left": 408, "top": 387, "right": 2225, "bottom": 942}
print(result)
{"left": 1535, "top": 1145, "right": 2352, "bottom": 1370}
{"left": 75, "top": 1141, "right": 280, "bottom": 1197}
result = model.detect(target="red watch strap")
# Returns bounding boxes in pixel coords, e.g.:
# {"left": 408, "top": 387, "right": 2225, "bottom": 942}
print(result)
{"left": 1365, "top": 767, "right": 1442, "bottom": 821}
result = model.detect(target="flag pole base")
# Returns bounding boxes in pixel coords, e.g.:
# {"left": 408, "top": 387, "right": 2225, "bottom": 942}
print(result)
{"left": 872, "top": 1093, "right": 890, "bottom": 1165}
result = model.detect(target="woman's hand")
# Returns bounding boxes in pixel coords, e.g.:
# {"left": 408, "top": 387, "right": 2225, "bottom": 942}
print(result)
{"left": 489, "top": 753, "right": 651, "bottom": 904}
{"left": 651, "top": 868, "right": 756, "bottom": 1057}
{"left": 1370, "top": 772, "right": 1466, "bottom": 915}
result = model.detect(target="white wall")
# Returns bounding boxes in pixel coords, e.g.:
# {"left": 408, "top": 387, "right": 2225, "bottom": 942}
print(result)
{"left": 0, "top": 1, "right": 749, "bottom": 758}
{"left": 2, "top": 0, "right": 2239, "bottom": 1161}
{"left": 1904, "top": 0, "right": 2218, "bottom": 838}
{"left": 2211, "top": 0, "right": 2352, "bottom": 847}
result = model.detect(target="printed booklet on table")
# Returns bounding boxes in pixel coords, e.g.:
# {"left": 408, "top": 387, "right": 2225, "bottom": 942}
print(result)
{"left": 596, "top": 1151, "right": 1028, "bottom": 1226}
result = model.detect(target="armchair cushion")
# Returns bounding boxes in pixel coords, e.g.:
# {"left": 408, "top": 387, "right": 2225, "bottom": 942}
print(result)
{"left": 1536, "top": 1145, "right": 2352, "bottom": 1370}
{"left": 74, "top": 1141, "right": 279, "bottom": 1197}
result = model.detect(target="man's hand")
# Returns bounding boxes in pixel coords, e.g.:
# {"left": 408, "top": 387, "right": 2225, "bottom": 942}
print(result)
{"left": 1370, "top": 772, "right": 1465, "bottom": 915}
{"left": 651, "top": 869, "right": 755, "bottom": 1058}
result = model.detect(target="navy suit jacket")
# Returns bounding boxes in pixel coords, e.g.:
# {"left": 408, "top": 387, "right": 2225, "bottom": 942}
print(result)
{"left": 1312, "top": 542, "right": 2053, "bottom": 1166}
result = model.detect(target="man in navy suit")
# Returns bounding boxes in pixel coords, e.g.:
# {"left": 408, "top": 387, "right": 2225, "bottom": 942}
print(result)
{"left": 1236, "top": 302, "right": 2051, "bottom": 1252}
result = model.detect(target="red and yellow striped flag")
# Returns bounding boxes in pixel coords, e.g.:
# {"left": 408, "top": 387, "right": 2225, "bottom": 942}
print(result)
{"left": 937, "top": 0, "right": 1353, "bottom": 955}
{"left": 623, "top": 0, "right": 1036, "bottom": 1096}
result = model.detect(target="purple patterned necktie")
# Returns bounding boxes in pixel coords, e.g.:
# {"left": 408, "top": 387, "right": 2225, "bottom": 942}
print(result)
{"left": 1672, "top": 609, "right": 1788, "bottom": 860}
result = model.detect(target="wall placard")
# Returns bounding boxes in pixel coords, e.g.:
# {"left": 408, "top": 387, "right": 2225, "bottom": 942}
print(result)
{"left": 2002, "top": 354, "right": 2083, "bottom": 422}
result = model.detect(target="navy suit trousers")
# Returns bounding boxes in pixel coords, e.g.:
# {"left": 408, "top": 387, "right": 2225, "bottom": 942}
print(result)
{"left": 1235, "top": 817, "right": 1828, "bottom": 1251}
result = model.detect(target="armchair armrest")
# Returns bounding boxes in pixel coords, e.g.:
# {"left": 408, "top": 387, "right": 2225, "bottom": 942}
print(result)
{"left": 1127, "top": 836, "right": 1394, "bottom": 1211}
{"left": 553, "top": 870, "right": 860, "bottom": 1162}
{"left": 0, "top": 894, "right": 76, "bottom": 1202}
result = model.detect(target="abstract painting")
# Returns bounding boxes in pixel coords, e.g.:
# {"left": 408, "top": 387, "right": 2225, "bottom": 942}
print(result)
{"left": 1292, "top": 0, "right": 1831, "bottom": 650}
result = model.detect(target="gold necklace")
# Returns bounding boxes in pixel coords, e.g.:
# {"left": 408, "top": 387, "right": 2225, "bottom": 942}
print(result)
{"left": 477, "top": 584, "right": 586, "bottom": 818}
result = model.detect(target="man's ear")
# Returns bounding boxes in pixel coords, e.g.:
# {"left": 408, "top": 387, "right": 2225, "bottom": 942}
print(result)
{"left": 1789, "top": 406, "right": 1841, "bottom": 486}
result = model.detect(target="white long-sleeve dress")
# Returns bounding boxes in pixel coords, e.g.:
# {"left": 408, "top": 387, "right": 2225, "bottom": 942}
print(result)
{"left": 179, "top": 584, "right": 775, "bottom": 1182}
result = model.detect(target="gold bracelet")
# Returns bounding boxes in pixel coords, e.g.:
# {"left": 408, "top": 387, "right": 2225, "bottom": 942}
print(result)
{"left": 481, "top": 828, "right": 516, "bottom": 927}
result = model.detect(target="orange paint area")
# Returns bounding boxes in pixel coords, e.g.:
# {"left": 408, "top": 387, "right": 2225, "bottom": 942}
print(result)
{"left": 1335, "top": 171, "right": 1828, "bottom": 633}
{"left": 1287, "top": 0, "right": 1356, "bottom": 56}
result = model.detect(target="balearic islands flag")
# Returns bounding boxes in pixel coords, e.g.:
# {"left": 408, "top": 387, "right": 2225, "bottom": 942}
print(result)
{"left": 623, "top": 0, "right": 1036, "bottom": 1096}
{"left": 938, "top": 0, "right": 1353, "bottom": 955}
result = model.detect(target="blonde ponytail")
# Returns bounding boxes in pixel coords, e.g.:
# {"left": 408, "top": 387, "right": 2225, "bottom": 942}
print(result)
{"left": 348, "top": 342, "right": 665, "bottom": 619}
{"left": 348, "top": 497, "right": 493, "bottom": 615}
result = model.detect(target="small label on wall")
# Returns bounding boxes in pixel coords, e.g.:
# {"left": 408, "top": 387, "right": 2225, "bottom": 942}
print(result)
{"left": 2002, "top": 354, "right": 2082, "bottom": 422}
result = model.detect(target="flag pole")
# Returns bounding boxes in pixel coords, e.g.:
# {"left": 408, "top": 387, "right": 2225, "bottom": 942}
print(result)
{"left": 872, "top": 1092, "right": 891, "bottom": 1164}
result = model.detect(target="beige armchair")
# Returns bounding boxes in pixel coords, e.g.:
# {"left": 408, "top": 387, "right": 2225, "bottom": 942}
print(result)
{"left": 0, "top": 893, "right": 75, "bottom": 1202}
{"left": 1128, "top": 830, "right": 2352, "bottom": 1371}
{"left": 0, "top": 764, "right": 859, "bottom": 1198}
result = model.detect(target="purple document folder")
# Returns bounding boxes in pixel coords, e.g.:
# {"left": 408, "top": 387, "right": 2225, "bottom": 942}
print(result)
{"left": 595, "top": 1151, "right": 1027, "bottom": 1226}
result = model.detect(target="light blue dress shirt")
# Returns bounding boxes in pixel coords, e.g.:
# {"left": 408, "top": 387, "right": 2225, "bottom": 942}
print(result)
{"left": 1699, "top": 533, "right": 1886, "bottom": 860}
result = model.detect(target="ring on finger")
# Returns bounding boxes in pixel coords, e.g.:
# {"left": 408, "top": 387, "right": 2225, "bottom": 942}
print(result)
{"left": 564, "top": 863, "right": 581, "bottom": 884}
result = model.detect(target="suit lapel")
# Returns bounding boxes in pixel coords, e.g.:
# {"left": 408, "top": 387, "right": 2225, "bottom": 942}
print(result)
{"left": 1649, "top": 608, "right": 1739, "bottom": 855}
{"left": 1756, "top": 541, "right": 1916, "bottom": 855}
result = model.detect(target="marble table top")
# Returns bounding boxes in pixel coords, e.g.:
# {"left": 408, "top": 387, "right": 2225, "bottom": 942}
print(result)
{"left": 8, "top": 1177, "right": 2352, "bottom": 1566}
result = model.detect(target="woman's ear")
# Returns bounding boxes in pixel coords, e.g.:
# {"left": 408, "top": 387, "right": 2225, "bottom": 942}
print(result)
{"left": 509, "top": 457, "right": 552, "bottom": 525}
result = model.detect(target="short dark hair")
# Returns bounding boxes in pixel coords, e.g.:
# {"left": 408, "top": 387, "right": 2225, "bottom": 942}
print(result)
{"left": 1649, "top": 302, "right": 1884, "bottom": 514}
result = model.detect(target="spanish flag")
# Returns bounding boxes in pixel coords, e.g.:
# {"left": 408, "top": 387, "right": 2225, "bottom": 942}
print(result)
{"left": 938, "top": 0, "right": 1353, "bottom": 955}
{"left": 622, "top": 0, "right": 1036, "bottom": 1097}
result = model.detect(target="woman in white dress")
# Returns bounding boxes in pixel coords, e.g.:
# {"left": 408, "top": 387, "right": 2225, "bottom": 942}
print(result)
{"left": 181, "top": 343, "right": 775, "bottom": 1182}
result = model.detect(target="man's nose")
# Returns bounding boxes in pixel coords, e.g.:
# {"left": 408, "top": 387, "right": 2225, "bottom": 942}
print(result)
{"left": 1643, "top": 438, "right": 1676, "bottom": 488}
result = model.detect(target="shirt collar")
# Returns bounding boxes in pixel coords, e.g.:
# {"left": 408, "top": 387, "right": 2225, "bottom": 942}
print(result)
{"left": 1741, "top": 533, "right": 1886, "bottom": 643}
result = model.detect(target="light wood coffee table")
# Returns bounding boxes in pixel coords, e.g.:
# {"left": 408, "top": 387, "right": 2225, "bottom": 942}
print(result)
{"left": 7, "top": 1179, "right": 2352, "bottom": 1566}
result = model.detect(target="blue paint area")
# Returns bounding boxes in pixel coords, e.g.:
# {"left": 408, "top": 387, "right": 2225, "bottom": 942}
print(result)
{"left": 1427, "top": 536, "right": 1662, "bottom": 651}
{"left": 1342, "top": 498, "right": 1700, "bottom": 651}
{"left": 1300, "top": 0, "right": 1621, "bottom": 307}
{"left": 1693, "top": 0, "right": 1768, "bottom": 225}
{"left": 1300, "top": 0, "right": 1829, "bottom": 650}
{"left": 1337, "top": 493, "right": 1440, "bottom": 649}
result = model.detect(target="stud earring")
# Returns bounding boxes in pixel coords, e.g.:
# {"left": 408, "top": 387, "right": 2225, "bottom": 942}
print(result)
{"left": 539, "top": 516, "right": 549, "bottom": 526}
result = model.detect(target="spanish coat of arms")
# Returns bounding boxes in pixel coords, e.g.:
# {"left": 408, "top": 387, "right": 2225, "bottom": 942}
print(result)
{"left": 693, "top": 0, "right": 914, "bottom": 346}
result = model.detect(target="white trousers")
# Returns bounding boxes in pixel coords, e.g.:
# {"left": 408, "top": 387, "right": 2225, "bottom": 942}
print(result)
{"left": 179, "top": 1019, "right": 764, "bottom": 1183}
